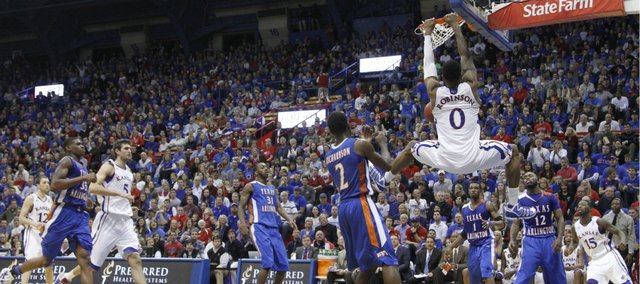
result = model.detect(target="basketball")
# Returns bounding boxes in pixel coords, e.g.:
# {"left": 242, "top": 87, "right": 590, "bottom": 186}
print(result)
{"left": 424, "top": 103, "right": 434, "bottom": 122}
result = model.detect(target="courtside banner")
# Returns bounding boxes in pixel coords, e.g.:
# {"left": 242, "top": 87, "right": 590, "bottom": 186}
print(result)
{"left": 0, "top": 257, "right": 209, "bottom": 284}
{"left": 488, "top": 0, "right": 626, "bottom": 30}
{"left": 236, "top": 259, "right": 316, "bottom": 284}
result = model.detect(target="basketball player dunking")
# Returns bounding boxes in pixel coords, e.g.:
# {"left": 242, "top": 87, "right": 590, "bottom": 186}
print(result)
{"left": 391, "top": 14, "right": 530, "bottom": 217}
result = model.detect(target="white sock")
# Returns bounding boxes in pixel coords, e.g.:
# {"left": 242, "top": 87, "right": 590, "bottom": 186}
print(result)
{"left": 506, "top": 187, "right": 520, "bottom": 206}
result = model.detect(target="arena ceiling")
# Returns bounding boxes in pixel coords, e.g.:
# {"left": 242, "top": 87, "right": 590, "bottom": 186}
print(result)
{"left": 0, "top": 0, "right": 286, "bottom": 57}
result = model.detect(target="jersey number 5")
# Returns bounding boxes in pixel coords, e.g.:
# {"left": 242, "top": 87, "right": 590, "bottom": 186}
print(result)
{"left": 335, "top": 163, "right": 349, "bottom": 190}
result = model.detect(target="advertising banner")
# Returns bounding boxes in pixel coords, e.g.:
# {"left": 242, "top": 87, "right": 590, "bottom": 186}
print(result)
{"left": 236, "top": 259, "right": 316, "bottom": 284}
{"left": 488, "top": 0, "right": 626, "bottom": 30}
{"left": 0, "top": 257, "right": 209, "bottom": 284}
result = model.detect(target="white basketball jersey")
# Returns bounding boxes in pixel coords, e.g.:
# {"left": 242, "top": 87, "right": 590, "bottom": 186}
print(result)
{"left": 502, "top": 247, "right": 522, "bottom": 270}
{"left": 574, "top": 217, "right": 612, "bottom": 260}
{"left": 28, "top": 193, "right": 52, "bottom": 225}
{"left": 432, "top": 83, "right": 480, "bottom": 154}
{"left": 101, "top": 159, "right": 133, "bottom": 216}
{"left": 562, "top": 245, "right": 579, "bottom": 267}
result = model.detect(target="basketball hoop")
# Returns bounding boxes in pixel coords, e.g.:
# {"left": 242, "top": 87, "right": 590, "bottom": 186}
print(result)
{"left": 414, "top": 17, "right": 466, "bottom": 49}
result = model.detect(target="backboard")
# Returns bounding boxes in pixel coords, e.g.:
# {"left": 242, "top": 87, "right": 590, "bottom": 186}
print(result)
{"left": 449, "top": 0, "right": 513, "bottom": 51}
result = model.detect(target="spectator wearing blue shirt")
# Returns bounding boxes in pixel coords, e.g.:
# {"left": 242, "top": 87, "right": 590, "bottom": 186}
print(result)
{"left": 211, "top": 196, "right": 230, "bottom": 219}
{"left": 446, "top": 212, "right": 464, "bottom": 239}
{"left": 289, "top": 188, "right": 307, "bottom": 225}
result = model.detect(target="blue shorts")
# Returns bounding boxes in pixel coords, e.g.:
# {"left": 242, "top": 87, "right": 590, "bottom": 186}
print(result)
{"left": 512, "top": 235, "right": 566, "bottom": 284}
{"left": 41, "top": 205, "right": 92, "bottom": 261}
{"left": 468, "top": 239, "right": 494, "bottom": 284}
{"left": 250, "top": 223, "right": 288, "bottom": 271}
{"left": 339, "top": 197, "right": 398, "bottom": 271}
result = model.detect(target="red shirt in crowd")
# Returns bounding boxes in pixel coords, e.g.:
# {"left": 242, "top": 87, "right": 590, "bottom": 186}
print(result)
{"left": 164, "top": 241, "right": 183, "bottom": 257}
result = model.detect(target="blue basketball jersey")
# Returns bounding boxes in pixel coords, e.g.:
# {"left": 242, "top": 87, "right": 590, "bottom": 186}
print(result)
{"left": 55, "top": 156, "right": 89, "bottom": 207}
{"left": 248, "top": 181, "right": 279, "bottom": 228}
{"left": 326, "top": 138, "right": 371, "bottom": 201}
{"left": 518, "top": 192, "right": 560, "bottom": 237}
{"left": 461, "top": 201, "right": 494, "bottom": 246}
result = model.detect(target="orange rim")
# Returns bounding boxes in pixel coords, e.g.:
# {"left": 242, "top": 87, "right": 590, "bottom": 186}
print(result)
{"left": 434, "top": 16, "right": 465, "bottom": 25}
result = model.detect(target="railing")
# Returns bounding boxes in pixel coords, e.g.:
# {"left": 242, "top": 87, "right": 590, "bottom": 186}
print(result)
{"left": 329, "top": 61, "right": 359, "bottom": 95}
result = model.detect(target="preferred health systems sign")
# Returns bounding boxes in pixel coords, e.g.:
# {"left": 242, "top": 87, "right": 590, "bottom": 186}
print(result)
{"left": 237, "top": 259, "right": 316, "bottom": 284}
{"left": 0, "top": 257, "right": 209, "bottom": 284}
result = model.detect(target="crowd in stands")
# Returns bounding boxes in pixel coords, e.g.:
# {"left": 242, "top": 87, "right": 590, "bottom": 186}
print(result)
{"left": 0, "top": 8, "right": 638, "bottom": 284}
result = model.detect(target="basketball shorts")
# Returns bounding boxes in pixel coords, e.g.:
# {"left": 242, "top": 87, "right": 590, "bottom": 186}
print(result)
{"left": 512, "top": 236, "right": 565, "bottom": 284}
{"left": 411, "top": 140, "right": 512, "bottom": 174}
{"left": 468, "top": 239, "right": 495, "bottom": 283}
{"left": 23, "top": 226, "right": 43, "bottom": 260}
{"left": 250, "top": 223, "right": 289, "bottom": 271}
{"left": 586, "top": 249, "right": 632, "bottom": 284}
{"left": 339, "top": 197, "right": 398, "bottom": 272}
{"left": 42, "top": 205, "right": 92, "bottom": 261}
{"left": 90, "top": 211, "right": 141, "bottom": 270}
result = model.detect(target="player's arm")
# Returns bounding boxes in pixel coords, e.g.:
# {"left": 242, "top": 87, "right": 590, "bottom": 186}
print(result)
{"left": 390, "top": 141, "right": 416, "bottom": 175}
{"left": 421, "top": 18, "right": 439, "bottom": 102}
{"left": 354, "top": 138, "right": 390, "bottom": 172}
{"left": 237, "top": 183, "right": 253, "bottom": 233}
{"left": 574, "top": 246, "right": 585, "bottom": 270}
{"left": 552, "top": 208, "right": 565, "bottom": 252}
{"left": 18, "top": 195, "right": 40, "bottom": 228}
{"left": 509, "top": 219, "right": 522, "bottom": 251}
{"left": 88, "top": 162, "right": 130, "bottom": 199}
{"left": 50, "top": 157, "right": 93, "bottom": 192}
{"left": 596, "top": 218, "right": 626, "bottom": 246}
{"left": 486, "top": 201, "right": 505, "bottom": 230}
{"left": 444, "top": 13, "right": 481, "bottom": 104}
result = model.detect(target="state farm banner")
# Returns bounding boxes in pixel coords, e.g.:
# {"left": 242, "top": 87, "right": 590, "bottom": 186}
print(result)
{"left": 237, "top": 259, "right": 316, "bottom": 284}
{"left": 489, "top": 0, "right": 626, "bottom": 30}
{"left": 0, "top": 257, "right": 210, "bottom": 284}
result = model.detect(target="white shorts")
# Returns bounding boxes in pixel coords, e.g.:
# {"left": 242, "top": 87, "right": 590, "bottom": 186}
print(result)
{"left": 23, "top": 226, "right": 43, "bottom": 260}
{"left": 586, "top": 250, "right": 632, "bottom": 284}
{"left": 90, "top": 212, "right": 141, "bottom": 269}
{"left": 566, "top": 270, "right": 575, "bottom": 283}
{"left": 411, "top": 140, "right": 512, "bottom": 174}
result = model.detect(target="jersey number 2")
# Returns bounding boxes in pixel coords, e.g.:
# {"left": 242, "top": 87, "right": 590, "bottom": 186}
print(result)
{"left": 449, "top": 108, "right": 465, "bottom": 129}
{"left": 335, "top": 163, "right": 349, "bottom": 190}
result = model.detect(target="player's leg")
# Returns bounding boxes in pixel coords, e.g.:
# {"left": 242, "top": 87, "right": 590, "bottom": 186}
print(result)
{"left": 21, "top": 228, "right": 38, "bottom": 284}
{"left": 355, "top": 267, "right": 376, "bottom": 284}
{"left": 467, "top": 245, "right": 482, "bottom": 284}
{"left": 73, "top": 213, "right": 94, "bottom": 284}
{"left": 125, "top": 253, "right": 145, "bottom": 284}
{"left": 270, "top": 226, "right": 289, "bottom": 284}
{"left": 608, "top": 250, "right": 633, "bottom": 284}
{"left": 541, "top": 237, "right": 566, "bottom": 284}
{"left": 20, "top": 271, "right": 31, "bottom": 284}
{"left": 117, "top": 216, "right": 146, "bottom": 284}
{"left": 380, "top": 265, "right": 401, "bottom": 284}
{"left": 60, "top": 212, "right": 116, "bottom": 283}
{"left": 572, "top": 269, "right": 583, "bottom": 284}
{"left": 4, "top": 208, "right": 68, "bottom": 282}
{"left": 44, "top": 266, "right": 53, "bottom": 284}
{"left": 251, "top": 224, "right": 274, "bottom": 284}
{"left": 462, "top": 268, "right": 469, "bottom": 284}
{"left": 512, "top": 238, "right": 540, "bottom": 284}
{"left": 480, "top": 241, "right": 496, "bottom": 284}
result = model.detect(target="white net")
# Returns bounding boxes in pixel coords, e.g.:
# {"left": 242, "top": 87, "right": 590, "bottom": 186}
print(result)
{"left": 415, "top": 19, "right": 466, "bottom": 49}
